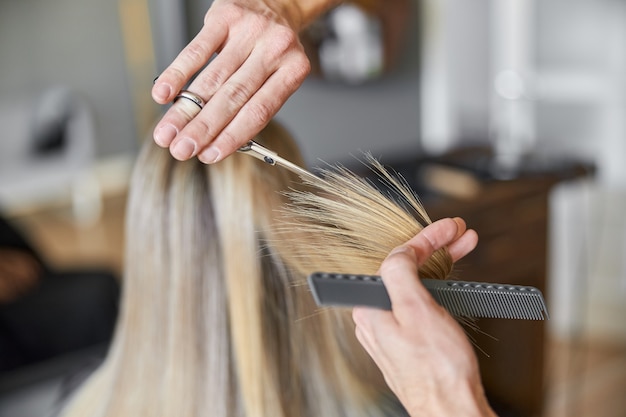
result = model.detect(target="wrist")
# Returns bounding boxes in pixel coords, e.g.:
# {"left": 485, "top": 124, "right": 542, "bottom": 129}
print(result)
{"left": 405, "top": 377, "right": 496, "bottom": 417}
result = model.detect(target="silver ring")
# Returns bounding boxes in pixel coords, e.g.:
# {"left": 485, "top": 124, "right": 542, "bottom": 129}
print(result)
{"left": 175, "top": 89, "right": 205, "bottom": 110}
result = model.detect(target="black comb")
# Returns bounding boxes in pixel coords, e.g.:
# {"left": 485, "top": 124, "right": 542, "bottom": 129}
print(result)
{"left": 308, "top": 272, "right": 549, "bottom": 320}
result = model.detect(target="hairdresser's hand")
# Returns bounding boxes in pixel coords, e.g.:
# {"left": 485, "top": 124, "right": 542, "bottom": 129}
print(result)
{"left": 152, "top": 0, "right": 338, "bottom": 164}
{"left": 352, "top": 218, "right": 497, "bottom": 417}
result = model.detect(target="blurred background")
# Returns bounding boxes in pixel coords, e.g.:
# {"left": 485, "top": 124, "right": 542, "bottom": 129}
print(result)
{"left": 0, "top": 0, "right": 624, "bottom": 416}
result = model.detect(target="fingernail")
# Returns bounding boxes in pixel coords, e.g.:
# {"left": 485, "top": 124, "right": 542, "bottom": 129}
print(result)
{"left": 153, "top": 82, "right": 172, "bottom": 101}
{"left": 154, "top": 124, "right": 178, "bottom": 147}
{"left": 153, "top": 75, "right": 160, "bottom": 84}
{"left": 172, "top": 138, "right": 198, "bottom": 160}
{"left": 198, "top": 147, "right": 221, "bottom": 164}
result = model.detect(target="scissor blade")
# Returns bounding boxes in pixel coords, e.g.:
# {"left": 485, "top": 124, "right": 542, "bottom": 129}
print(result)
{"left": 238, "top": 140, "right": 319, "bottom": 182}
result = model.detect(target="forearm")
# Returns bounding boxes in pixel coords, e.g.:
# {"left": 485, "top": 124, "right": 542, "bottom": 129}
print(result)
{"left": 275, "top": 0, "right": 343, "bottom": 30}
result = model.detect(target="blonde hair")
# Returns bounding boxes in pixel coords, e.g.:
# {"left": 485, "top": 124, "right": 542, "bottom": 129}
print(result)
{"left": 61, "top": 121, "right": 451, "bottom": 417}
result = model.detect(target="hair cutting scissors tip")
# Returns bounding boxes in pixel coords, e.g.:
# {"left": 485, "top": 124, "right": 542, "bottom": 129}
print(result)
{"left": 237, "top": 140, "right": 318, "bottom": 182}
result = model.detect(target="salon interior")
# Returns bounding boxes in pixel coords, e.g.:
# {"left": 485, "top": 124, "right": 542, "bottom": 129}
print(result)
{"left": 0, "top": 0, "right": 625, "bottom": 416}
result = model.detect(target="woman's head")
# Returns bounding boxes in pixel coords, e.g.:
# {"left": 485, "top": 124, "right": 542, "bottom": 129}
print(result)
{"left": 62, "top": 120, "right": 451, "bottom": 417}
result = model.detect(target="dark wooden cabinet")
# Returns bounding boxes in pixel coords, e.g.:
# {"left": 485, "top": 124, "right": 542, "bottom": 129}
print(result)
{"left": 427, "top": 178, "right": 553, "bottom": 416}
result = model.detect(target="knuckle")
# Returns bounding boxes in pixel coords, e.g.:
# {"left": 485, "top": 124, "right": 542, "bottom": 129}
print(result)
{"left": 380, "top": 257, "right": 406, "bottom": 278}
{"left": 247, "top": 17, "right": 267, "bottom": 38}
{"left": 245, "top": 100, "right": 274, "bottom": 127}
{"left": 191, "top": 118, "right": 214, "bottom": 144}
{"left": 198, "top": 70, "right": 225, "bottom": 95}
{"left": 206, "top": 3, "right": 247, "bottom": 34}
{"left": 286, "top": 56, "right": 311, "bottom": 86}
{"left": 163, "top": 66, "right": 187, "bottom": 87}
{"left": 217, "top": 3, "right": 245, "bottom": 24}
{"left": 223, "top": 82, "right": 251, "bottom": 108}
{"left": 297, "top": 55, "right": 312, "bottom": 79}
{"left": 264, "top": 27, "right": 299, "bottom": 60}
{"left": 272, "top": 27, "right": 298, "bottom": 52}
{"left": 183, "top": 42, "right": 210, "bottom": 65}
{"left": 380, "top": 252, "right": 416, "bottom": 282}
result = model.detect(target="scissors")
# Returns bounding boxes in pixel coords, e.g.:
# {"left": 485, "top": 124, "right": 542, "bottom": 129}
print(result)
{"left": 169, "top": 88, "right": 315, "bottom": 180}
{"left": 237, "top": 140, "right": 319, "bottom": 182}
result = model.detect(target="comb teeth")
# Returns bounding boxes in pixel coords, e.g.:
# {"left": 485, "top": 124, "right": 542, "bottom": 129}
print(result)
{"left": 423, "top": 279, "right": 549, "bottom": 320}
{"left": 307, "top": 273, "right": 549, "bottom": 321}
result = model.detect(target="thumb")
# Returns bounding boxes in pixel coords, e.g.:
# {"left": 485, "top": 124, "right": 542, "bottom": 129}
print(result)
{"left": 379, "top": 245, "right": 433, "bottom": 324}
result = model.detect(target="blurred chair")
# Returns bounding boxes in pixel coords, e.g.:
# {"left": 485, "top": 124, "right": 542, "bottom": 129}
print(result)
{"left": 0, "top": 213, "right": 119, "bottom": 417}
{"left": 0, "top": 86, "right": 101, "bottom": 224}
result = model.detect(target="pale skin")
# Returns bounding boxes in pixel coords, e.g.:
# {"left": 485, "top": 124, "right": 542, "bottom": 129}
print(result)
{"left": 353, "top": 217, "right": 497, "bottom": 417}
{"left": 152, "top": 0, "right": 339, "bottom": 164}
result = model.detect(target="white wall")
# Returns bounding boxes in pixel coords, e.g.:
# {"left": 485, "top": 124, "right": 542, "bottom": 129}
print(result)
{"left": 276, "top": 72, "right": 422, "bottom": 166}
{"left": 534, "top": 0, "right": 626, "bottom": 186}
{"left": 0, "top": 0, "right": 138, "bottom": 158}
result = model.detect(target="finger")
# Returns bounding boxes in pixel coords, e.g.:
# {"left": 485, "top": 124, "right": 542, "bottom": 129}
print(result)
{"left": 406, "top": 218, "right": 461, "bottom": 267}
{"left": 447, "top": 228, "right": 478, "bottom": 262}
{"left": 190, "top": 37, "right": 254, "bottom": 100}
{"left": 381, "top": 219, "right": 464, "bottom": 322}
{"left": 152, "top": 23, "right": 228, "bottom": 104}
{"left": 378, "top": 245, "right": 436, "bottom": 324}
{"left": 352, "top": 305, "right": 398, "bottom": 332}
{"left": 152, "top": 28, "right": 254, "bottom": 151}
{"left": 196, "top": 54, "right": 310, "bottom": 163}
{"left": 353, "top": 323, "right": 381, "bottom": 367}
{"left": 352, "top": 307, "right": 397, "bottom": 368}
{"left": 153, "top": 96, "right": 203, "bottom": 158}
{"left": 174, "top": 50, "right": 273, "bottom": 162}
